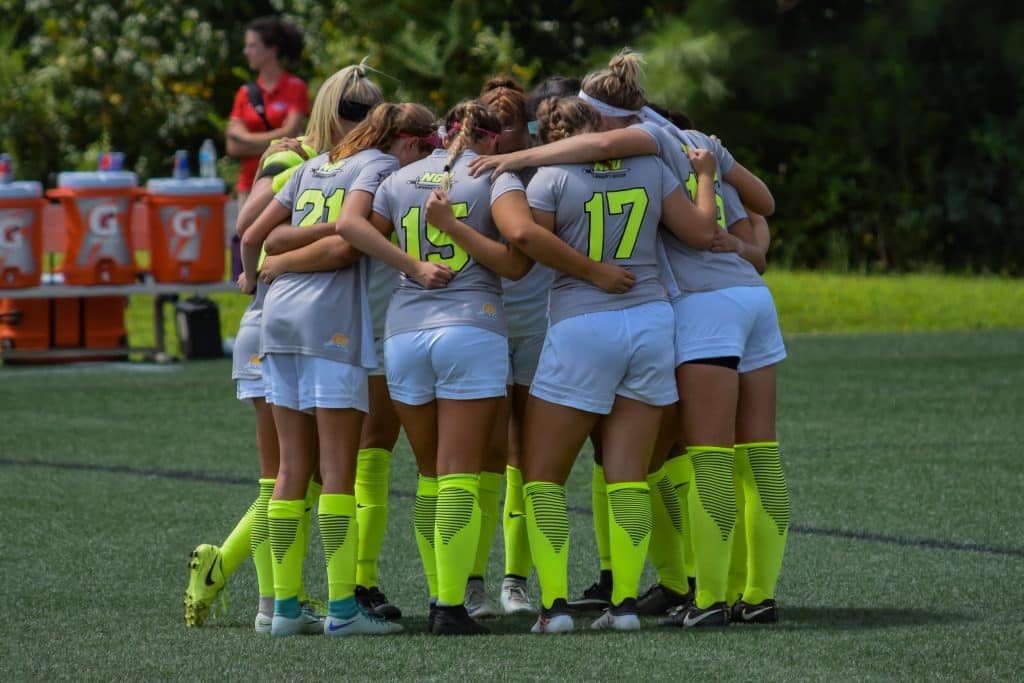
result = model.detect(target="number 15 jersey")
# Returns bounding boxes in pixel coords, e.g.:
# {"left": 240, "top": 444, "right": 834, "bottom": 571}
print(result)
{"left": 526, "top": 155, "right": 680, "bottom": 326}
{"left": 373, "top": 148, "right": 524, "bottom": 339}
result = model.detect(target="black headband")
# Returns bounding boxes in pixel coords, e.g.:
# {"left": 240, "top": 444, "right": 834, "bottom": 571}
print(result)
{"left": 339, "top": 99, "right": 373, "bottom": 122}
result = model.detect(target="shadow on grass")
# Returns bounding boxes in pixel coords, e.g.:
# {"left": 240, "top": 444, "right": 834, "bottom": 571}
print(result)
{"left": 775, "top": 606, "right": 962, "bottom": 631}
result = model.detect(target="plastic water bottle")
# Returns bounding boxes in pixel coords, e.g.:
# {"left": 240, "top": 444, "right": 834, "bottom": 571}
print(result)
{"left": 199, "top": 139, "right": 217, "bottom": 178}
{"left": 173, "top": 149, "right": 189, "bottom": 179}
{"left": 0, "top": 153, "right": 12, "bottom": 183}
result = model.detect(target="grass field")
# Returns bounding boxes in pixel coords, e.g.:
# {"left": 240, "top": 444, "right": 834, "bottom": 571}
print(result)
{"left": 1, "top": 329, "right": 1021, "bottom": 680}
{"left": 122, "top": 270, "right": 1024, "bottom": 358}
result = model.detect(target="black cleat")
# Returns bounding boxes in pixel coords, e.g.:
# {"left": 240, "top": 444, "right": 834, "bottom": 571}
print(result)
{"left": 567, "top": 581, "right": 612, "bottom": 611}
{"left": 426, "top": 601, "right": 438, "bottom": 634}
{"left": 660, "top": 601, "right": 730, "bottom": 628}
{"left": 636, "top": 583, "right": 693, "bottom": 615}
{"left": 355, "top": 585, "right": 402, "bottom": 620}
{"left": 431, "top": 604, "right": 490, "bottom": 636}
{"left": 730, "top": 599, "right": 778, "bottom": 624}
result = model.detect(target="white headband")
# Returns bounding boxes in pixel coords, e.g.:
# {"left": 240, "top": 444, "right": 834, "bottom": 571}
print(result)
{"left": 577, "top": 90, "right": 692, "bottom": 149}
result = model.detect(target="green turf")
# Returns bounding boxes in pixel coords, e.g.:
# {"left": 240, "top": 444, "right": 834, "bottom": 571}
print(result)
{"left": 1, "top": 330, "right": 1021, "bottom": 680}
{"left": 118, "top": 270, "right": 1024, "bottom": 359}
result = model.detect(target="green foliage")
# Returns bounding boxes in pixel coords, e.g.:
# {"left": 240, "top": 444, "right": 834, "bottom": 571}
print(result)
{"left": 640, "top": 0, "right": 1024, "bottom": 273}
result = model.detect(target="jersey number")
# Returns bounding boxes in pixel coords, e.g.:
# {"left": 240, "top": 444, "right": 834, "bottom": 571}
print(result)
{"left": 680, "top": 144, "right": 726, "bottom": 229}
{"left": 400, "top": 203, "right": 471, "bottom": 272}
{"left": 582, "top": 188, "right": 649, "bottom": 261}
{"left": 295, "top": 188, "right": 345, "bottom": 227}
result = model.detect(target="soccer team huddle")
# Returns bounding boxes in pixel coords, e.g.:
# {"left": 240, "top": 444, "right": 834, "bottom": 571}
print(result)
{"left": 183, "top": 47, "right": 791, "bottom": 637}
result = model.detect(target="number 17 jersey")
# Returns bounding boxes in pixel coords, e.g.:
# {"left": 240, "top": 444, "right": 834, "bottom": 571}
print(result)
{"left": 526, "top": 155, "right": 680, "bottom": 326}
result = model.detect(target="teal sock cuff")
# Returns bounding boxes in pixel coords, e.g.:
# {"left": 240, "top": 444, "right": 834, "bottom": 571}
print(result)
{"left": 275, "top": 596, "right": 301, "bottom": 619}
{"left": 328, "top": 596, "right": 359, "bottom": 619}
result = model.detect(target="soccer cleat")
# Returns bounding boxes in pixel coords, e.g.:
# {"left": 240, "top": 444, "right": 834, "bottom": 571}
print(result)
{"left": 254, "top": 612, "right": 272, "bottom": 634}
{"left": 464, "top": 578, "right": 499, "bottom": 619}
{"left": 531, "top": 599, "right": 574, "bottom": 634}
{"left": 660, "top": 601, "right": 730, "bottom": 628}
{"left": 730, "top": 598, "right": 778, "bottom": 624}
{"left": 636, "top": 583, "right": 693, "bottom": 616}
{"left": 355, "top": 585, "right": 402, "bottom": 620}
{"left": 590, "top": 606, "right": 641, "bottom": 631}
{"left": 567, "top": 581, "right": 612, "bottom": 611}
{"left": 184, "top": 544, "right": 225, "bottom": 627}
{"left": 431, "top": 604, "right": 491, "bottom": 636}
{"left": 426, "top": 601, "right": 438, "bottom": 634}
{"left": 324, "top": 607, "right": 404, "bottom": 636}
{"left": 500, "top": 576, "right": 537, "bottom": 615}
{"left": 270, "top": 609, "right": 324, "bottom": 637}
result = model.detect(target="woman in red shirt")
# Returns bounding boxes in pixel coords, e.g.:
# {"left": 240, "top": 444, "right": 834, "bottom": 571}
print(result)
{"left": 227, "top": 16, "right": 310, "bottom": 204}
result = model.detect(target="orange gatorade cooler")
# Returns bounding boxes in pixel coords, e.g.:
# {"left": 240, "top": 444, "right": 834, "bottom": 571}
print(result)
{"left": 47, "top": 171, "right": 139, "bottom": 285}
{"left": 145, "top": 178, "right": 227, "bottom": 282}
{"left": 0, "top": 181, "right": 45, "bottom": 288}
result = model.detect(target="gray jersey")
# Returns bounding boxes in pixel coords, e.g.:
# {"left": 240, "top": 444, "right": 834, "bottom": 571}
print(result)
{"left": 527, "top": 155, "right": 679, "bottom": 326}
{"left": 374, "top": 149, "right": 524, "bottom": 338}
{"left": 231, "top": 280, "right": 268, "bottom": 380}
{"left": 367, "top": 258, "right": 398, "bottom": 339}
{"left": 260, "top": 149, "right": 398, "bottom": 367}
{"left": 502, "top": 168, "right": 552, "bottom": 337}
{"left": 634, "top": 121, "right": 763, "bottom": 294}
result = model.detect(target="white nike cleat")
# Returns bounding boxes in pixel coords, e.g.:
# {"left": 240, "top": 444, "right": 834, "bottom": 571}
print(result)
{"left": 500, "top": 576, "right": 537, "bottom": 615}
{"left": 531, "top": 612, "right": 574, "bottom": 634}
{"left": 324, "top": 609, "right": 404, "bottom": 636}
{"left": 464, "top": 578, "right": 499, "bottom": 619}
{"left": 590, "top": 609, "right": 641, "bottom": 631}
{"left": 270, "top": 610, "right": 324, "bottom": 637}
{"left": 254, "top": 612, "right": 272, "bottom": 634}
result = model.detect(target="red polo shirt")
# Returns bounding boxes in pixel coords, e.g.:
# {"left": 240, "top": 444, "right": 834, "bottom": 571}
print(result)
{"left": 229, "top": 71, "right": 310, "bottom": 192}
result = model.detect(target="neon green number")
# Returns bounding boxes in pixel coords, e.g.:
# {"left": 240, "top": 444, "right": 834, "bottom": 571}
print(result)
{"left": 399, "top": 202, "right": 471, "bottom": 272}
{"left": 295, "top": 188, "right": 345, "bottom": 227}
{"left": 582, "top": 189, "right": 650, "bottom": 261}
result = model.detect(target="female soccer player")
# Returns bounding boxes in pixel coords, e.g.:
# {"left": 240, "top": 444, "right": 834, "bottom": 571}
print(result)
{"left": 464, "top": 75, "right": 541, "bottom": 619}
{"left": 512, "top": 95, "right": 720, "bottom": 633}
{"left": 184, "top": 64, "right": 383, "bottom": 632}
{"left": 240, "top": 101, "right": 439, "bottom": 637}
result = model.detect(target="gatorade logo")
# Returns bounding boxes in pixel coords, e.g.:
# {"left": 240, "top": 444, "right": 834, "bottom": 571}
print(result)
{"left": 89, "top": 204, "right": 121, "bottom": 236}
{"left": 172, "top": 210, "right": 198, "bottom": 238}
{"left": 0, "top": 215, "right": 26, "bottom": 248}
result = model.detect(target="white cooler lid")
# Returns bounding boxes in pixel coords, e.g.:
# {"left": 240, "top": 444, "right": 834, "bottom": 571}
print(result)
{"left": 0, "top": 181, "right": 43, "bottom": 199}
{"left": 57, "top": 171, "right": 138, "bottom": 189}
{"left": 146, "top": 178, "right": 226, "bottom": 195}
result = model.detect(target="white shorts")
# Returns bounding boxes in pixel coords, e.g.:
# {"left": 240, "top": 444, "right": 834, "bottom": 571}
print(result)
{"left": 530, "top": 301, "right": 678, "bottom": 415}
{"left": 384, "top": 326, "right": 508, "bottom": 405}
{"left": 368, "top": 335, "right": 386, "bottom": 378}
{"left": 236, "top": 378, "right": 265, "bottom": 401}
{"left": 507, "top": 332, "right": 545, "bottom": 387}
{"left": 263, "top": 353, "right": 369, "bottom": 414}
{"left": 674, "top": 286, "right": 787, "bottom": 373}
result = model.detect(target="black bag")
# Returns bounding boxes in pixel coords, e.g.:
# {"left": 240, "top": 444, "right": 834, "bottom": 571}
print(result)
{"left": 175, "top": 297, "right": 223, "bottom": 359}
{"left": 245, "top": 81, "right": 273, "bottom": 130}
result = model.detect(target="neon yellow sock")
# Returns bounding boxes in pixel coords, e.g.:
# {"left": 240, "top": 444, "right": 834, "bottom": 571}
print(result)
{"left": 607, "top": 481, "right": 652, "bottom": 606}
{"left": 251, "top": 478, "right": 276, "bottom": 597}
{"left": 220, "top": 496, "right": 255, "bottom": 580}
{"left": 319, "top": 493, "right": 358, "bottom": 602}
{"left": 524, "top": 481, "right": 569, "bottom": 609}
{"left": 727, "top": 446, "right": 749, "bottom": 605}
{"left": 472, "top": 470, "right": 503, "bottom": 578}
{"left": 503, "top": 465, "right": 532, "bottom": 578}
{"left": 355, "top": 448, "right": 391, "bottom": 588}
{"left": 297, "top": 479, "right": 321, "bottom": 603}
{"left": 686, "top": 446, "right": 737, "bottom": 608}
{"left": 665, "top": 455, "right": 696, "bottom": 580}
{"left": 435, "top": 473, "right": 481, "bottom": 606}
{"left": 739, "top": 442, "right": 790, "bottom": 604}
{"left": 646, "top": 467, "right": 689, "bottom": 595}
{"left": 592, "top": 464, "right": 611, "bottom": 572}
{"left": 268, "top": 498, "right": 306, "bottom": 602}
{"left": 414, "top": 475, "right": 439, "bottom": 598}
